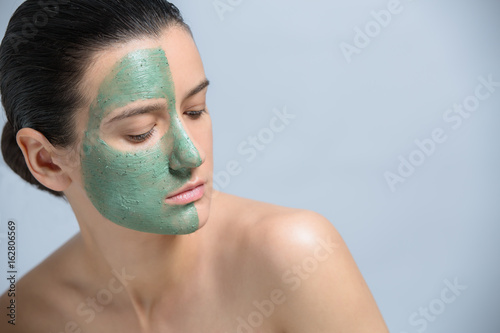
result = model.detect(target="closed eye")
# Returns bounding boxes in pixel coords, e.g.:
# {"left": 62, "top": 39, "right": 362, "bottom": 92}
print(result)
{"left": 185, "top": 110, "right": 207, "bottom": 120}
{"left": 127, "top": 126, "right": 156, "bottom": 143}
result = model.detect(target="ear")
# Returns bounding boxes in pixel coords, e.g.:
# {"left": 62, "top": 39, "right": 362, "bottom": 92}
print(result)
{"left": 16, "top": 128, "right": 73, "bottom": 192}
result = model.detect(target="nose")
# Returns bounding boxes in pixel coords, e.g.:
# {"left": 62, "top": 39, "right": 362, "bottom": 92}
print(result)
{"left": 168, "top": 116, "right": 202, "bottom": 171}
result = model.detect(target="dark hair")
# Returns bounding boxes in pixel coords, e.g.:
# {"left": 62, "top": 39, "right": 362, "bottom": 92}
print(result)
{"left": 0, "top": 0, "right": 190, "bottom": 198}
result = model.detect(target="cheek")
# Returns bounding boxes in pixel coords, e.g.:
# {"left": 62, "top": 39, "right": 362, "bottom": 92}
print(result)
{"left": 83, "top": 134, "right": 172, "bottom": 190}
{"left": 82, "top": 135, "right": 173, "bottom": 212}
{"left": 80, "top": 133, "right": 201, "bottom": 234}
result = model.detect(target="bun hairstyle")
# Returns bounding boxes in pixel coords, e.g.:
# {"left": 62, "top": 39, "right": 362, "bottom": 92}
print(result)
{"left": 0, "top": 0, "right": 190, "bottom": 198}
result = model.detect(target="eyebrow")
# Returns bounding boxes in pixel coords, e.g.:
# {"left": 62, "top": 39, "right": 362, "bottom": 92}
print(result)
{"left": 104, "top": 103, "right": 166, "bottom": 125}
{"left": 184, "top": 78, "right": 210, "bottom": 100}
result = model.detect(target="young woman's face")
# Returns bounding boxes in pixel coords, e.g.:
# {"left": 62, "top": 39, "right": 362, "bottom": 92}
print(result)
{"left": 71, "top": 26, "right": 213, "bottom": 235}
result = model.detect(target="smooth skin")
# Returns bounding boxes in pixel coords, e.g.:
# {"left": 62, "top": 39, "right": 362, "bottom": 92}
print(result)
{"left": 0, "top": 26, "right": 389, "bottom": 333}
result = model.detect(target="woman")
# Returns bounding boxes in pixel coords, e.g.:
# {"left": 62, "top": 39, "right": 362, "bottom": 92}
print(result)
{"left": 0, "top": 0, "right": 389, "bottom": 332}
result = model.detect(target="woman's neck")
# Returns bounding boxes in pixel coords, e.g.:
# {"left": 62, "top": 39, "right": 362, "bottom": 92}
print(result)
{"left": 69, "top": 194, "right": 212, "bottom": 323}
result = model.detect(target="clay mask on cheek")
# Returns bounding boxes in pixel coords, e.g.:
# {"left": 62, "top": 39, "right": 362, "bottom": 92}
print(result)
{"left": 81, "top": 48, "right": 202, "bottom": 235}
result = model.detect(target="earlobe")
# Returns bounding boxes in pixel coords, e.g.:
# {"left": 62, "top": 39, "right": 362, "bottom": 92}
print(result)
{"left": 16, "top": 128, "right": 72, "bottom": 192}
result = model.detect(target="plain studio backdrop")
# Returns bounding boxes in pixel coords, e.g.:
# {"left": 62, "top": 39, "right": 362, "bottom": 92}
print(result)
{"left": 0, "top": 0, "right": 499, "bottom": 331}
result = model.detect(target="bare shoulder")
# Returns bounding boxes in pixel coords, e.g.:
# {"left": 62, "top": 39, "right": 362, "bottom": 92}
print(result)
{"left": 213, "top": 191, "right": 344, "bottom": 287}
{"left": 215, "top": 192, "right": 388, "bottom": 332}
{"left": 215, "top": 191, "right": 342, "bottom": 259}
{"left": 0, "top": 234, "right": 84, "bottom": 332}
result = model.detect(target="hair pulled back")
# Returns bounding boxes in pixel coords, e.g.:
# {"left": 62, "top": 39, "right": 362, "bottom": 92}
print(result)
{"left": 0, "top": 0, "right": 189, "bottom": 197}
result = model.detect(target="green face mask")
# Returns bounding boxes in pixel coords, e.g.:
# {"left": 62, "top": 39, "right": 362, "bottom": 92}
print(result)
{"left": 81, "top": 48, "right": 202, "bottom": 235}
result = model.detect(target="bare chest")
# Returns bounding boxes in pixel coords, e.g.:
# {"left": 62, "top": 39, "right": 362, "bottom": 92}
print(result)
{"left": 67, "top": 293, "right": 281, "bottom": 333}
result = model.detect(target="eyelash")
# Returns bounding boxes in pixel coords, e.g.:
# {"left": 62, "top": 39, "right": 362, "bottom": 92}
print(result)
{"left": 185, "top": 109, "right": 207, "bottom": 119}
{"left": 127, "top": 127, "right": 156, "bottom": 143}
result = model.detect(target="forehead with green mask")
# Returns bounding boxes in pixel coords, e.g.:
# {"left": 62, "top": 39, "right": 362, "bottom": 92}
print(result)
{"left": 81, "top": 48, "right": 202, "bottom": 235}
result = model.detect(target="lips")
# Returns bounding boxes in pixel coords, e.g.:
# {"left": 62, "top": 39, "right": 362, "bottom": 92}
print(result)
{"left": 165, "top": 180, "right": 205, "bottom": 205}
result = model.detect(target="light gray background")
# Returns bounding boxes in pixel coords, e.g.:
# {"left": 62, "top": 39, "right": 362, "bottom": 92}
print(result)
{"left": 0, "top": 0, "right": 499, "bottom": 332}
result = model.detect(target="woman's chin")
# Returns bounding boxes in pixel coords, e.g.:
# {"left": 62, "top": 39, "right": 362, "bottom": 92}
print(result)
{"left": 192, "top": 192, "right": 213, "bottom": 231}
